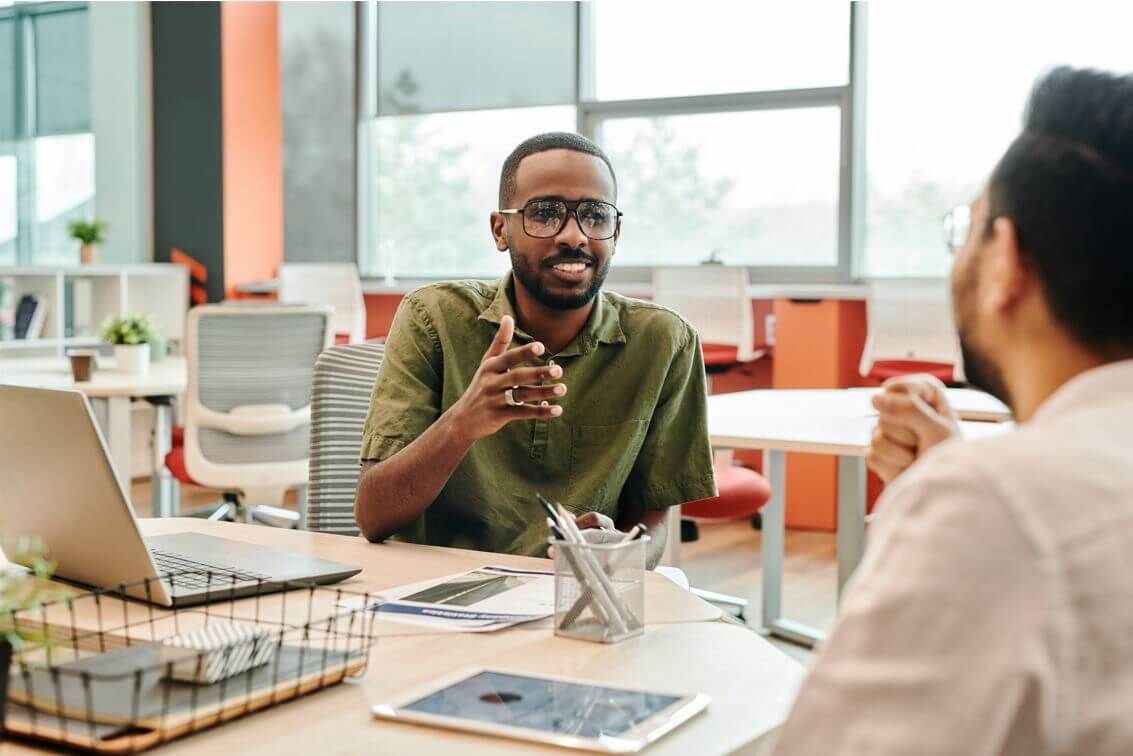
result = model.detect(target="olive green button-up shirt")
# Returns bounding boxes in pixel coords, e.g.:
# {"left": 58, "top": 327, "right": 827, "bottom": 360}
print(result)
{"left": 359, "top": 274, "right": 717, "bottom": 557}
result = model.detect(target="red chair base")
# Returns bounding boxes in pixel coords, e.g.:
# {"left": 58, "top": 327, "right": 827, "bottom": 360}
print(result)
{"left": 683, "top": 464, "right": 772, "bottom": 520}
{"left": 867, "top": 360, "right": 954, "bottom": 383}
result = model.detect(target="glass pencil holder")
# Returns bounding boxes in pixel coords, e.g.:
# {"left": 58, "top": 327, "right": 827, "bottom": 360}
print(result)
{"left": 552, "top": 536, "right": 648, "bottom": 644}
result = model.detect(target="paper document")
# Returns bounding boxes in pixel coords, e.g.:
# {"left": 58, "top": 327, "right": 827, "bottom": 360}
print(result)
{"left": 348, "top": 566, "right": 555, "bottom": 633}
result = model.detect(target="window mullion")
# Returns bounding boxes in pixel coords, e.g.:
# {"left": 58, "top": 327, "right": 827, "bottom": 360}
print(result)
{"left": 14, "top": 10, "right": 37, "bottom": 264}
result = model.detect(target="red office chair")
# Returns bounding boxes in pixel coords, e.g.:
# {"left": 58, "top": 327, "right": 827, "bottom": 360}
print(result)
{"left": 860, "top": 279, "right": 963, "bottom": 385}
{"left": 678, "top": 463, "right": 772, "bottom": 619}
{"left": 685, "top": 464, "right": 772, "bottom": 520}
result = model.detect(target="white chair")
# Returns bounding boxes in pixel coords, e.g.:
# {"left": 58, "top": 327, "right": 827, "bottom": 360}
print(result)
{"left": 859, "top": 278, "right": 964, "bottom": 383}
{"left": 652, "top": 265, "right": 763, "bottom": 365}
{"left": 278, "top": 263, "right": 367, "bottom": 344}
{"left": 176, "top": 303, "right": 334, "bottom": 526}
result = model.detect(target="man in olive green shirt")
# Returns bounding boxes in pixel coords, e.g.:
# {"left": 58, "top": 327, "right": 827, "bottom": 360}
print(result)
{"left": 355, "top": 132, "right": 716, "bottom": 565}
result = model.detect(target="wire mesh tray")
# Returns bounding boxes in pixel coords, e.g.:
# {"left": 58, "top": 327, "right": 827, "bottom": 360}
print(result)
{"left": 3, "top": 572, "right": 379, "bottom": 753}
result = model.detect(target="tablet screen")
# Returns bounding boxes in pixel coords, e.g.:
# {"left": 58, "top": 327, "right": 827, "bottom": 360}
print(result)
{"left": 401, "top": 670, "right": 682, "bottom": 739}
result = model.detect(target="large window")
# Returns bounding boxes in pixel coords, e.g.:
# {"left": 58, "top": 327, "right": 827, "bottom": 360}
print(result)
{"left": 362, "top": 1, "right": 854, "bottom": 281}
{"left": 599, "top": 108, "right": 841, "bottom": 267}
{"left": 592, "top": 0, "right": 848, "bottom": 100}
{"left": 364, "top": 1, "right": 1133, "bottom": 281}
{"left": 0, "top": 2, "right": 93, "bottom": 266}
{"left": 371, "top": 106, "right": 577, "bottom": 280}
{"left": 863, "top": 1, "right": 1133, "bottom": 276}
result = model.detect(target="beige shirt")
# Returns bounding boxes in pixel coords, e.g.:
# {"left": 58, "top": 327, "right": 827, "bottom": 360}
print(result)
{"left": 775, "top": 359, "right": 1133, "bottom": 756}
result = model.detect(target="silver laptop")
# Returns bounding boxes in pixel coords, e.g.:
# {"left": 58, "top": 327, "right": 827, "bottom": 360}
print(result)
{"left": 0, "top": 385, "right": 361, "bottom": 606}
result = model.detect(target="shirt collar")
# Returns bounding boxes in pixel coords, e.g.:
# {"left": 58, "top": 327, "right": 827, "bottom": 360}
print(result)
{"left": 477, "top": 273, "right": 627, "bottom": 357}
{"left": 1031, "top": 358, "right": 1133, "bottom": 423}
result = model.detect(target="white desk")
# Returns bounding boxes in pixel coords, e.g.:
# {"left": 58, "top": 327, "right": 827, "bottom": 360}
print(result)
{"left": 6, "top": 520, "right": 805, "bottom": 755}
{"left": 0, "top": 356, "right": 187, "bottom": 513}
{"left": 706, "top": 388, "right": 1010, "bottom": 647}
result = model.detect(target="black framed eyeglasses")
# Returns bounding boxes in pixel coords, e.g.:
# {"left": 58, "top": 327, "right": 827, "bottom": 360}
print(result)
{"left": 499, "top": 199, "right": 623, "bottom": 241}
{"left": 941, "top": 204, "right": 972, "bottom": 256}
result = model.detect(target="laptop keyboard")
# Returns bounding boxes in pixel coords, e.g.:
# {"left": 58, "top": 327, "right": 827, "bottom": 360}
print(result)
{"left": 150, "top": 548, "right": 271, "bottom": 590}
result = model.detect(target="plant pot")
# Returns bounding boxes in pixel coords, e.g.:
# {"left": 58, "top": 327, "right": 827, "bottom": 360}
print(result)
{"left": 80, "top": 243, "right": 99, "bottom": 264}
{"left": 114, "top": 344, "right": 150, "bottom": 377}
{"left": 1, "top": 639, "right": 10, "bottom": 735}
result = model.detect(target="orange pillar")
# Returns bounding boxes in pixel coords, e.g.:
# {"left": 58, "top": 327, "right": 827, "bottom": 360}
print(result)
{"left": 221, "top": 2, "right": 283, "bottom": 300}
{"left": 771, "top": 298, "right": 868, "bottom": 530}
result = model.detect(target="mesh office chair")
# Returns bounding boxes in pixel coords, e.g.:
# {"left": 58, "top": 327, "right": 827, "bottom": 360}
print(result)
{"left": 306, "top": 341, "right": 386, "bottom": 535}
{"left": 278, "top": 263, "right": 367, "bottom": 345}
{"left": 165, "top": 303, "right": 333, "bottom": 526}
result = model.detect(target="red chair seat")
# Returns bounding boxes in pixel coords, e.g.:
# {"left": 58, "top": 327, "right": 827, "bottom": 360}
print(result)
{"left": 333, "top": 333, "right": 352, "bottom": 345}
{"left": 164, "top": 444, "right": 194, "bottom": 485}
{"left": 683, "top": 464, "right": 772, "bottom": 520}
{"left": 867, "top": 360, "right": 954, "bottom": 383}
{"left": 702, "top": 343, "right": 740, "bottom": 368}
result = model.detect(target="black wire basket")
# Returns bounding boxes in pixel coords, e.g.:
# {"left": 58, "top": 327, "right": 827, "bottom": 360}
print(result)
{"left": 3, "top": 572, "right": 379, "bottom": 753}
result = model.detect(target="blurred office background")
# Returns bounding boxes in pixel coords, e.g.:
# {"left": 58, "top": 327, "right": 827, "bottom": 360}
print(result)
{"left": 3, "top": 0, "right": 1132, "bottom": 288}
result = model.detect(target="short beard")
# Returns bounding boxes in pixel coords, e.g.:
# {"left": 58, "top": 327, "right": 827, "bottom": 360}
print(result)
{"left": 958, "top": 334, "right": 1012, "bottom": 408}
{"left": 952, "top": 242, "right": 1012, "bottom": 408}
{"left": 510, "top": 252, "right": 610, "bottom": 310}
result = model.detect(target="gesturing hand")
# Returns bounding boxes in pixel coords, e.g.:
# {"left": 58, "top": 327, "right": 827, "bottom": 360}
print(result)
{"left": 449, "top": 315, "right": 567, "bottom": 443}
{"left": 867, "top": 374, "right": 962, "bottom": 484}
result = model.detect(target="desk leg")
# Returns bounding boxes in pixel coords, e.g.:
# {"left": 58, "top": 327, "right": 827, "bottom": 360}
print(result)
{"left": 760, "top": 449, "right": 825, "bottom": 649}
{"left": 836, "top": 455, "right": 867, "bottom": 597}
{"left": 149, "top": 397, "right": 179, "bottom": 517}
{"left": 760, "top": 449, "right": 785, "bottom": 629}
{"left": 106, "top": 396, "right": 133, "bottom": 495}
{"left": 661, "top": 505, "right": 681, "bottom": 568}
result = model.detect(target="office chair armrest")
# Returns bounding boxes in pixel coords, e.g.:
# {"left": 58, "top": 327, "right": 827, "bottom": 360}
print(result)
{"left": 195, "top": 403, "right": 311, "bottom": 436}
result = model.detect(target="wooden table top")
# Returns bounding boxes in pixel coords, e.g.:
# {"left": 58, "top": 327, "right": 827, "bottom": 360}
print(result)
{"left": 5, "top": 519, "right": 804, "bottom": 755}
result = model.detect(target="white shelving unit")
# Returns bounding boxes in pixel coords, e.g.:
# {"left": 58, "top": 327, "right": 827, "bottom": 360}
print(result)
{"left": 0, "top": 264, "right": 189, "bottom": 358}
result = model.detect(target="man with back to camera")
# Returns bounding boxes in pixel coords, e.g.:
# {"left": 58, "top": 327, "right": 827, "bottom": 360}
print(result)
{"left": 774, "top": 66, "right": 1133, "bottom": 754}
{"left": 354, "top": 132, "right": 716, "bottom": 567}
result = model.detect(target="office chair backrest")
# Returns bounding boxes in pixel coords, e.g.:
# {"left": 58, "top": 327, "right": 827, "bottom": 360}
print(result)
{"left": 652, "top": 265, "right": 758, "bottom": 361}
{"left": 184, "top": 303, "right": 334, "bottom": 492}
{"left": 278, "top": 263, "right": 367, "bottom": 344}
{"left": 306, "top": 341, "right": 385, "bottom": 535}
{"left": 859, "top": 278, "right": 964, "bottom": 380}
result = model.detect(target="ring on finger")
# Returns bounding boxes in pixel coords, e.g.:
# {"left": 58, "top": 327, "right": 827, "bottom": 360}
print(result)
{"left": 504, "top": 387, "right": 525, "bottom": 407}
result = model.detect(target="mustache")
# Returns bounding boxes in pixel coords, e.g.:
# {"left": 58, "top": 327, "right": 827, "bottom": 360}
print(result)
{"left": 543, "top": 250, "right": 597, "bottom": 267}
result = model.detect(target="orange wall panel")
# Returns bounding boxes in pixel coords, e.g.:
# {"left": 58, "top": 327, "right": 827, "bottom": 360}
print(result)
{"left": 364, "top": 293, "right": 405, "bottom": 339}
{"left": 221, "top": 2, "right": 283, "bottom": 300}
{"left": 772, "top": 298, "right": 868, "bottom": 531}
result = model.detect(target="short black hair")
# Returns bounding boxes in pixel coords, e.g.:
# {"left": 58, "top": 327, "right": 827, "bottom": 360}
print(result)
{"left": 498, "top": 132, "right": 617, "bottom": 207}
{"left": 987, "top": 66, "right": 1133, "bottom": 356}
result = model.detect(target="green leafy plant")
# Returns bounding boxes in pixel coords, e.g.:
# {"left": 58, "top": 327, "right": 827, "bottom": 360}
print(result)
{"left": 67, "top": 219, "right": 107, "bottom": 245}
{"left": 101, "top": 313, "right": 157, "bottom": 346}
{"left": 1, "top": 536, "right": 59, "bottom": 651}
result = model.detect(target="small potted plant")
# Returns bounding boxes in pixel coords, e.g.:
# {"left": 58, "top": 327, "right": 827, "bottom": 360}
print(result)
{"left": 1, "top": 536, "right": 58, "bottom": 733}
{"left": 101, "top": 313, "right": 158, "bottom": 376}
{"left": 67, "top": 219, "right": 107, "bottom": 265}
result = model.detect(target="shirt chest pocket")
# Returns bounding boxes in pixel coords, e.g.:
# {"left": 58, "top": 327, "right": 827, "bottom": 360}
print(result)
{"left": 566, "top": 419, "right": 649, "bottom": 515}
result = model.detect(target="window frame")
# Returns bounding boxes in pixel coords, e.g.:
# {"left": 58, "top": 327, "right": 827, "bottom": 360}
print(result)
{"left": 0, "top": 0, "right": 90, "bottom": 265}
{"left": 357, "top": 0, "right": 869, "bottom": 285}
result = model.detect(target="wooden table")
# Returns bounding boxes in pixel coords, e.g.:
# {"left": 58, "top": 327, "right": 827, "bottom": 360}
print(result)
{"left": 706, "top": 388, "right": 1010, "bottom": 647}
{"left": 5, "top": 519, "right": 805, "bottom": 755}
{"left": 0, "top": 356, "right": 187, "bottom": 513}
